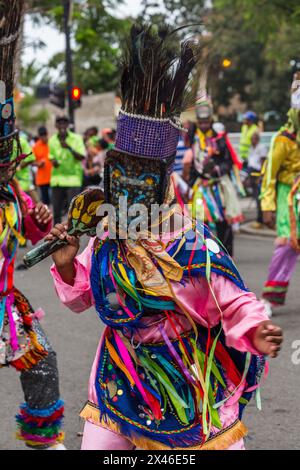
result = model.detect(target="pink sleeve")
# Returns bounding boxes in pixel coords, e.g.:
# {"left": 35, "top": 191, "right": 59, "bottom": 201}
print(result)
{"left": 183, "top": 148, "right": 194, "bottom": 164}
{"left": 22, "top": 192, "right": 52, "bottom": 244}
{"left": 50, "top": 238, "right": 95, "bottom": 314}
{"left": 172, "top": 273, "right": 268, "bottom": 355}
{"left": 206, "top": 274, "right": 269, "bottom": 354}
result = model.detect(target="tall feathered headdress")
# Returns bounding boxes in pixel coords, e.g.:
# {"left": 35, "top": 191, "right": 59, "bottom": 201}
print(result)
{"left": 0, "top": 0, "right": 25, "bottom": 184}
{"left": 115, "top": 23, "right": 202, "bottom": 162}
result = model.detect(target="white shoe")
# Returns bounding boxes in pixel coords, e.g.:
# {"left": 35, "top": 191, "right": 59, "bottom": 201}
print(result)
{"left": 46, "top": 443, "right": 67, "bottom": 450}
{"left": 260, "top": 298, "right": 273, "bottom": 318}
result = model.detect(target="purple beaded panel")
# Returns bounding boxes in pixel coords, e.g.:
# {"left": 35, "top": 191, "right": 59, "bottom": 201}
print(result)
{"left": 115, "top": 113, "right": 180, "bottom": 159}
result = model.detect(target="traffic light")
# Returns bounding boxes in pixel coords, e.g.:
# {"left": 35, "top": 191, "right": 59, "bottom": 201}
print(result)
{"left": 49, "top": 84, "right": 65, "bottom": 109}
{"left": 71, "top": 86, "right": 82, "bottom": 109}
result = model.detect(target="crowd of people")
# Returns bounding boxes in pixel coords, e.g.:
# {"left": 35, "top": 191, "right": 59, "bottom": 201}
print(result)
{"left": 15, "top": 117, "right": 116, "bottom": 225}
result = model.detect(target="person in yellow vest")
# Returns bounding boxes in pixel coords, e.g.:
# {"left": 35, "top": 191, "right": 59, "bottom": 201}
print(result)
{"left": 239, "top": 111, "right": 259, "bottom": 162}
{"left": 260, "top": 103, "right": 300, "bottom": 314}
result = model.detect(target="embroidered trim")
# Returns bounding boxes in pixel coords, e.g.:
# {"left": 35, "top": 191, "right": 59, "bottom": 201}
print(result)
{"left": 80, "top": 401, "right": 248, "bottom": 450}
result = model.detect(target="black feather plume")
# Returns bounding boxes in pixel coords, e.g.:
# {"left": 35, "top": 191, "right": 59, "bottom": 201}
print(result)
{"left": 119, "top": 22, "right": 203, "bottom": 120}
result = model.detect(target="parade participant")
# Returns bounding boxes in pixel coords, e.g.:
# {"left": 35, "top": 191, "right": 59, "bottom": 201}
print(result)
{"left": 182, "top": 96, "right": 243, "bottom": 256}
{"left": 50, "top": 115, "right": 86, "bottom": 224}
{"left": 47, "top": 24, "right": 282, "bottom": 451}
{"left": 261, "top": 75, "right": 300, "bottom": 311}
{"left": 0, "top": 1, "right": 65, "bottom": 449}
{"left": 239, "top": 111, "right": 259, "bottom": 162}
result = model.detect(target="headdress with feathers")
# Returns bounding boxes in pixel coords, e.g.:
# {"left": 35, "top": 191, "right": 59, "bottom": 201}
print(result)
{"left": 115, "top": 23, "right": 202, "bottom": 161}
{"left": 0, "top": 0, "right": 24, "bottom": 182}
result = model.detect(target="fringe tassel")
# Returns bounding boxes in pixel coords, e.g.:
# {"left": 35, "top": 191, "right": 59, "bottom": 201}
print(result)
{"left": 16, "top": 400, "right": 65, "bottom": 448}
{"left": 79, "top": 402, "right": 247, "bottom": 450}
{"left": 16, "top": 432, "right": 65, "bottom": 448}
{"left": 10, "top": 331, "right": 48, "bottom": 371}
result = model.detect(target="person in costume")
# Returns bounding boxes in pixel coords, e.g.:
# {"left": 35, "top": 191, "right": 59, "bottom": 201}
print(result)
{"left": 261, "top": 74, "right": 300, "bottom": 312}
{"left": 182, "top": 97, "right": 243, "bottom": 256}
{"left": 0, "top": 1, "right": 65, "bottom": 449}
{"left": 47, "top": 24, "right": 282, "bottom": 450}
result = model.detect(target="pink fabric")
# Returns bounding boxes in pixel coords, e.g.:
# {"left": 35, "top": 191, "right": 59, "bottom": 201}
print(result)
{"left": 21, "top": 191, "right": 52, "bottom": 245}
{"left": 81, "top": 421, "right": 134, "bottom": 450}
{"left": 51, "top": 238, "right": 268, "bottom": 450}
{"left": 183, "top": 148, "right": 194, "bottom": 164}
{"left": 50, "top": 238, "right": 95, "bottom": 313}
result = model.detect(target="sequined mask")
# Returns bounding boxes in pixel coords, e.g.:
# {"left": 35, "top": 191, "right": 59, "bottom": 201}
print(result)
{"left": 104, "top": 150, "right": 170, "bottom": 234}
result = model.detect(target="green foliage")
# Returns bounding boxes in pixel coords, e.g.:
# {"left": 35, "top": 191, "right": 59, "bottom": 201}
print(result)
{"left": 17, "top": 94, "right": 49, "bottom": 129}
{"left": 26, "top": 0, "right": 131, "bottom": 93}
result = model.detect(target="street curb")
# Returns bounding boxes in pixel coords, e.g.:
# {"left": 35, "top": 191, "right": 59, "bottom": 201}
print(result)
{"left": 240, "top": 222, "right": 276, "bottom": 238}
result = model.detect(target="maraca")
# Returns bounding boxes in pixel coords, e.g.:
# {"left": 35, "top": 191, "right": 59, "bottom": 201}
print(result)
{"left": 23, "top": 187, "right": 104, "bottom": 268}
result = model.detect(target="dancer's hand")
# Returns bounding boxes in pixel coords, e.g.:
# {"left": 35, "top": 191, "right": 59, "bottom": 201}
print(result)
{"left": 31, "top": 202, "right": 52, "bottom": 227}
{"left": 251, "top": 321, "right": 283, "bottom": 358}
{"left": 263, "top": 211, "right": 276, "bottom": 229}
{"left": 45, "top": 222, "right": 80, "bottom": 269}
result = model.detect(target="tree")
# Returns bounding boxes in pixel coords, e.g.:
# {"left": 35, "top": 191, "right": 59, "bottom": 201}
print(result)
{"left": 25, "top": 1, "right": 131, "bottom": 93}
{"left": 155, "top": 0, "right": 297, "bottom": 126}
{"left": 215, "top": 0, "right": 300, "bottom": 39}
{"left": 17, "top": 60, "right": 50, "bottom": 129}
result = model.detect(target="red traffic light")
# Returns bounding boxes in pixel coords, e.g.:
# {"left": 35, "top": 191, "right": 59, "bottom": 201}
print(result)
{"left": 71, "top": 86, "right": 81, "bottom": 100}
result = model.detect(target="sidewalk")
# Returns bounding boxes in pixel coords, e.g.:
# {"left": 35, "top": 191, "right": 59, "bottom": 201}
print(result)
{"left": 240, "top": 221, "right": 276, "bottom": 238}
{"left": 239, "top": 197, "right": 276, "bottom": 238}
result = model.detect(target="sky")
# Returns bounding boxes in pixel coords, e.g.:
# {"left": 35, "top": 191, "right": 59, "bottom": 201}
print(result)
{"left": 24, "top": 0, "right": 144, "bottom": 66}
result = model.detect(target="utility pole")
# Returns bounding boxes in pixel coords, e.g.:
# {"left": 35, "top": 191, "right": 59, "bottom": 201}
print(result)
{"left": 63, "top": 0, "right": 75, "bottom": 129}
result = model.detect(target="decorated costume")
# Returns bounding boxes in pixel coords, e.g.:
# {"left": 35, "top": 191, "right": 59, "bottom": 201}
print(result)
{"left": 50, "top": 24, "right": 269, "bottom": 450}
{"left": 0, "top": 1, "right": 64, "bottom": 449}
{"left": 261, "top": 75, "right": 300, "bottom": 306}
{"left": 183, "top": 97, "right": 243, "bottom": 256}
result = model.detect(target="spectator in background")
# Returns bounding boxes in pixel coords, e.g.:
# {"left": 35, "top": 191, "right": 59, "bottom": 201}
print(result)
{"left": 84, "top": 126, "right": 99, "bottom": 146}
{"left": 32, "top": 126, "right": 52, "bottom": 205}
{"left": 49, "top": 115, "right": 86, "bottom": 224}
{"left": 247, "top": 132, "right": 267, "bottom": 229}
{"left": 239, "top": 111, "right": 259, "bottom": 163}
{"left": 83, "top": 138, "right": 109, "bottom": 188}
{"left": 102, "top": 128, "right": 116, "bottom": 150}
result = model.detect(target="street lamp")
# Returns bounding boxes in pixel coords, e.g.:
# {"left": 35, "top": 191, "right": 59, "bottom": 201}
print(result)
{"left": 222, "top": 58, "right": 232, "bottom": 69}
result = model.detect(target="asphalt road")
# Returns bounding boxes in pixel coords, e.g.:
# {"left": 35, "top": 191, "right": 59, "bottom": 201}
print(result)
{"left": 1, "top": 233, "right": 299, "bottom": 450}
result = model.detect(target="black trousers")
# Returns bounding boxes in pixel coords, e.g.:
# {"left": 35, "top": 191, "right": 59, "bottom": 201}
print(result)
{"left": 38, "top": 184, "right": 51, "bottom": 206}
{"left": 216, "top": 220, "right": 234, "bottom": 257}
{"left": 51, "top": 186, "right": 81, "bottom": 224}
